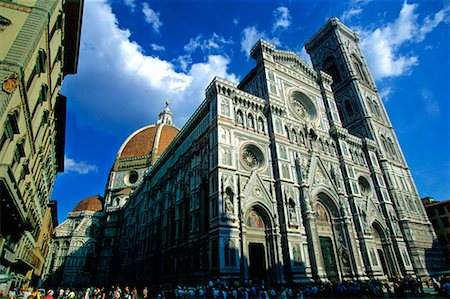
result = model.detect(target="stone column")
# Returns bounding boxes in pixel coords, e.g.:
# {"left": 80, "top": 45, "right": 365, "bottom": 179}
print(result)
{"left": 339, "top": 193, "right": 367, "bottom": 281}
{"left": 301, "top": 187, "right": 327, "bottom": 281}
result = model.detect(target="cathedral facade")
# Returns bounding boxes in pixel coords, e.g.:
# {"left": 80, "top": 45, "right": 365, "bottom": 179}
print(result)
{"left": 106, "top": 18, "right": 435, "bottom": 285}
{"left": 45, "top": 18, "right": 436, "bottom": 287}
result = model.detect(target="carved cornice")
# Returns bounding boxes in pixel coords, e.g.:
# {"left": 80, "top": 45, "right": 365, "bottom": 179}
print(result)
{"left": 305, "top": 17, "right": 359, "bottom": 52}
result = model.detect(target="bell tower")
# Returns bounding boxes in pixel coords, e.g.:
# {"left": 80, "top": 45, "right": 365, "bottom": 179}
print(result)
{"left": 305, "top": 18, "right": 393, "bottom": 139}
{"left": 305, "top": 18, "right": 436, "bottom": 278}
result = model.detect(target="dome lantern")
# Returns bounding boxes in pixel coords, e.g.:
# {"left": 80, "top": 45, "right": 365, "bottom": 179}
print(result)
{"left": 157, "top": 100, "right": 173, "bottom": 125}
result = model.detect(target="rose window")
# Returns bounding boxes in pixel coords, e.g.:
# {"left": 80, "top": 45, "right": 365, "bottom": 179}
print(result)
{"left": 291, "top": 98, "right": 309, "bottom": 119}
{"left": 242, "top": 149, "right": 258, "bottom": 168}
{"left": 241, "top": 143, "right": 265, "bottom": 171}
{"left": 358, "top": 176, "right": 371, "bottom": 196}
{"left": 289, "top": 90, "right": 318, "bottom": 122}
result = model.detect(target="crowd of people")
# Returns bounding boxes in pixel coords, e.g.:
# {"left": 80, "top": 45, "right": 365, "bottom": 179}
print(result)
{"left": 2, "top": 276, "right": 450, "bottom": 299}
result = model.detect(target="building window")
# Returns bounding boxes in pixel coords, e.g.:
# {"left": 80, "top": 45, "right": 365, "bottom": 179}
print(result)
{"left": 5, "top": 110, "right": 20, "bottom": 139}
{"left": 36, "top": 49, "right": 47, "bottom": 74}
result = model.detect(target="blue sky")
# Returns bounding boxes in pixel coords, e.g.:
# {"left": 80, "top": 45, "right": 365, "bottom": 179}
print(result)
{"left": 52, "top": 0, "right": 450, "bottom": 223}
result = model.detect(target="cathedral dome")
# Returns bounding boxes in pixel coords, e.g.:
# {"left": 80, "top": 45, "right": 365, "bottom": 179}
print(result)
{"left": 73, "top": 195, "right": 103, "bottom": 212}
{"left": 114, "top": 101, "right": 179, "bottom": 168}
{"left": 117, "top": 124, "right": 179, "bottom": 159}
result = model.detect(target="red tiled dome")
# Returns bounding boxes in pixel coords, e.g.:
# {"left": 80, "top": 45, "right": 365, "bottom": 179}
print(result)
{"left": 73, "top": 195, "right": 103, "bottom": 212}
{"left": 117, "top": 124, "right": 179, "bottom": 160}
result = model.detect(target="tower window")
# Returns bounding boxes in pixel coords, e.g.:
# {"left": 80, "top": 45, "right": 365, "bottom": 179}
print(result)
{"left": 344, "top": 100, "right": 354, "bottom": 117}
{"left": 323, "top": 56, "right": 341, "bottom": 84}
{"left": 351, "top": 54, "right": 369, "bottom": 83}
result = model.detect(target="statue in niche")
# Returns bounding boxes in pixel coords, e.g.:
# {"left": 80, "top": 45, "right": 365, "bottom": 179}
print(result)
{"left": 247, "top": 115, "right": 254, "bottom": 129}
{"left": 224, "top": 188, "right": 234, "bottom": 214}
{"left": 236, "top": 111, "right": 243, "bottom": 125}
{"left": 340, "top": 247, "right": 350, "bottom": 267}
{"left": 390, "top": 211, "right": 401, "bottom": 235}
{"left": 360, "top": 208, "right": 368, "bottom": 232}
{"left": 330, "top": 166, "right": 337, "bottom": 185}
{"left": 293, "top": 244, "right": 302, "bottom": 266}
{"left": 258, "top": 118, "right": 264, "bottom": 132}
{"left": 288, "top": 201, "right": 297, "bottom": 223}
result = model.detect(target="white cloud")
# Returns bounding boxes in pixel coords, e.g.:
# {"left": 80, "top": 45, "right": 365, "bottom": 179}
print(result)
{"left": 123, "top": 0, "right": 135, "bottom": 10}
{"left": 150, "top": 43, "right": 165, "bottom": 51}
{"left": 175, "top": 55, "right": 192, "bottom": 72}
{"left": 379, "top": 87, "right": 393, "bottom": 101}
{"left": 184, "top": 33, "right": 233, "bottom": 53}
{"left": 273, "top": 6, "right": 291, "bottom": 31}
{"left": 241, "top": 26, "right": 280, "bottom": 57}
{"left": 64, "top": 156, "right": 98, "bottom": 175}
{"left": 233, "top": 18, "right": 239, "bottom": 26}
{"left": 421, "top": 89, "right": 440, "bottom": 116}
{"left": 358, "top": 2, "right": 449, "bottom": 80}
{"left": 341, "top": 7, "right": 363, "bottom": 21}
{"left": 419, "top": 6, "right": 450, "bottom": 41}
{"left": 62, "top": 0, "right": 238, "bottom": 135}
{"left": 142, "top": 2, "right": 163, "bottom": 33}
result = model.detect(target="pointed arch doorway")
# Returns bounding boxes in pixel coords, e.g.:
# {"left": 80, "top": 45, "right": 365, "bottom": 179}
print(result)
{"left": 315, "top": 201, "right": 340, "bottom": 282}
{"left": 244, "top": 207, "right": 277, "bottom": 284}
{"left": 372, "top": 223, "right": 391, "bottom": 278}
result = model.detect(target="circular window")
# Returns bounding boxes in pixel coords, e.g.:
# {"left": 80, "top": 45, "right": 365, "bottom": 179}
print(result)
{"left": 241, "top": 143, "right": 265, "bottom": 171}
{"left": 289, "top": 90, "right": 318, "bottom": 122}
{"left": 124, "top": 170, "right": 139, "bottom": 185}
{"left": 358, "top": 176, "right": 371, "bottom": 196}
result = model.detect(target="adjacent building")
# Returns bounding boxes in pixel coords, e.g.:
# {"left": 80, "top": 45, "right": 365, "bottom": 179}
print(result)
{"left": 422, "top": 197, "right": 450, "bottom": 271}
{"left": 0, "top": 0, "right": 83, "bottom": 291}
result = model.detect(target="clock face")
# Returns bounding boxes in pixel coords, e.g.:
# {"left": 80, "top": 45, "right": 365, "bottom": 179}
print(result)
{"left": 240, "top": 143, "right": 265, "bottom": 171}
{"left": 289, "top": 90, "right": 317, "bottom": 122}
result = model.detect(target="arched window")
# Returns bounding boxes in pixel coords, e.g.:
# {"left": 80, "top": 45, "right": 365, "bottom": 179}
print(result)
{"left": 387, "top": 137, "right": 398, "bottom": 160}
{"left": 323, "top": 56, "right": 341, "bottom": 84}
{"left": 373, "top": 101, "right": 382, "bottom": 119}
{"left": 351, "top": 54, "right": 368, "bottom": 83}
{"left": 345, "top": 100, "right": 354, "bottom": 117}
{"left": 285, "top": 126, "right": 290, "bottom": 140}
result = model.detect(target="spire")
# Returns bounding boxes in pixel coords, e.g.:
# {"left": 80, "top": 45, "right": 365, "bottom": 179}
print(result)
{"left": 157, "top": 100, "right": 173, "bottom": 125}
